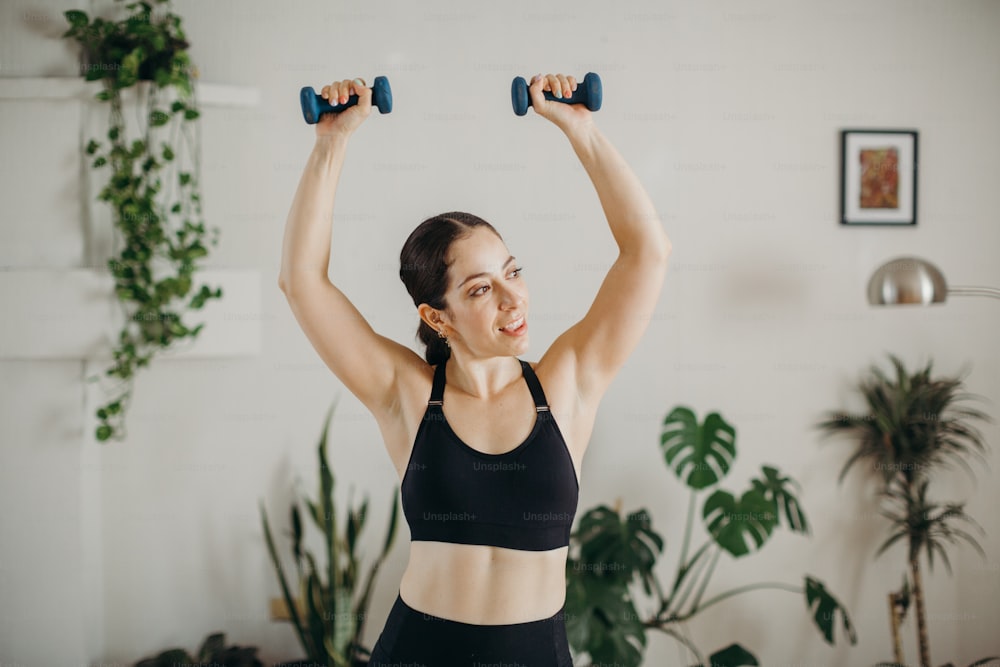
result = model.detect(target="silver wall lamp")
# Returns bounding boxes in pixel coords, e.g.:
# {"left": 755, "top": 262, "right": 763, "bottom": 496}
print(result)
{"left": 867, "top": 256, "right": 1000, "bottom": 305}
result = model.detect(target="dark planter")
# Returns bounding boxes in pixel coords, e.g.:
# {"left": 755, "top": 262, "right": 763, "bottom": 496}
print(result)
{"left": 274, "top": 661, "right": 368, "bottom": 667}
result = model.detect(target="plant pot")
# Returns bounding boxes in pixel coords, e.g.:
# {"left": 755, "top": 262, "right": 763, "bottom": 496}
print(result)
{"left": 274, "top": 660, "right": 368, "bottom": 667}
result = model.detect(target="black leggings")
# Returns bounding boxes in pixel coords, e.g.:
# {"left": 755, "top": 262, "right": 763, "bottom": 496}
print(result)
{"left": 368, "top": 590, "right": 573, "bottom": 667}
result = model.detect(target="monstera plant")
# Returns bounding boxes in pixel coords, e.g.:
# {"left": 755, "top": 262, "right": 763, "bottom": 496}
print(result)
{"left": 565, "top": 405, "right": 856, "bottom": 667}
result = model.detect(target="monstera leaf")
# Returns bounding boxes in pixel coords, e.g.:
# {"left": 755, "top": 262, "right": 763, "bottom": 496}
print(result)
{"left": 566, "top": 555, "right": 646, "bottom": 667}
{"left": 573, "top": 504, "right": 664, "bottom": 593}
{"left": 565, "top": 504, "right": 663, "bottom": 667}
{"left": 692, "top": 643, "right": 759, "bottom": 667}
{"left": 750, "top": 465, "right": 809, "bottom": 534}
{"left": 805, "top": 576, "right": 857, "bottom": 645}
{"left": 702, "top": 487, "right": 777, "bottom": 557}
{"left": 661, "top": 406, "right": 737, "bottom": 489}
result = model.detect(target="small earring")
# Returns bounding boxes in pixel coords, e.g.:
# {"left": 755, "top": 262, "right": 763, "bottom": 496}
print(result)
{"left": 437, "top": 329, "right": 450, "bottom": 347}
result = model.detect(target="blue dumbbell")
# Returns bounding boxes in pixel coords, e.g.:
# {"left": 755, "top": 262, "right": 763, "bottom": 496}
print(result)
{"left": 300, "top": 75, "right": 392, "bottom": 124}
{"left": 511, "top": 72, "right": 602, "bottom": 116}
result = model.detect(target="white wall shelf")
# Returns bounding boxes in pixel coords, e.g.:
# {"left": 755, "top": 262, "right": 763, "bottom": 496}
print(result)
{"left": 0, "top": 77, "right": 260, "bottom": 107}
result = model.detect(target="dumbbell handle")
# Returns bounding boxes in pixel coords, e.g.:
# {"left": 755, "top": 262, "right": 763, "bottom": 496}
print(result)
{"left": 540, "top": 87, "right": 587, "bottom": 106}
{"left": 300, "top": 75, "right": 392, "bottom": 124}
{"left": 511, "top": 72, "right": 602, "bottom": 116}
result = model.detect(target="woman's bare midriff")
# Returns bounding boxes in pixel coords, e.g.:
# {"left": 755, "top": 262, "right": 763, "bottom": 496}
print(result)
{"left": 399, "top": 540, "right": 569, "bottom": 624}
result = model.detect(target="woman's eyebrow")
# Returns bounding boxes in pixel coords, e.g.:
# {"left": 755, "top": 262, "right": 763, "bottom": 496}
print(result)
{"left": 458, "top": 255, "right": 515, "bottom": 288}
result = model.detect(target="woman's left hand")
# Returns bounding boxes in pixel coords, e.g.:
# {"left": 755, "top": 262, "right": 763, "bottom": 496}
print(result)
{"left": 528, "top": 73, "right": 595, "bottom": 135}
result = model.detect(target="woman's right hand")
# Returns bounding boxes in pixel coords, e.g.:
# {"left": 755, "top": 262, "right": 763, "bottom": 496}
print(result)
{"left": 315, "top": 77, "right": 372, "bottom": 139}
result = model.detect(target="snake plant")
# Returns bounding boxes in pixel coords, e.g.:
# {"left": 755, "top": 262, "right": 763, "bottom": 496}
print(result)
{"left": 261, "top": 399, "right": 399, "bottom": 667}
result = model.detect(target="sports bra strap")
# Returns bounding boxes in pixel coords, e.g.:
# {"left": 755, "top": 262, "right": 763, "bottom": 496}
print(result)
{"left": 428, "top": 358, "right": 447, "bottom": 406}
{"left": 519, "top": 359, "right": 551, "bottom": 413}
{"left": 427, "top": 357, "right": 550, "bottom": 412}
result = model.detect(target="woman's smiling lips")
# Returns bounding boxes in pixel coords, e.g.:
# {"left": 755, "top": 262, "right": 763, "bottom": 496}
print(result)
{"left": 499, "top": 315, "right": 527, "bottom": 336}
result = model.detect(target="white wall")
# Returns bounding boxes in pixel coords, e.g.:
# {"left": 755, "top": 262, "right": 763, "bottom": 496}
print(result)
{"left": 2, "top": 0, "right": 998, "bottom": 665}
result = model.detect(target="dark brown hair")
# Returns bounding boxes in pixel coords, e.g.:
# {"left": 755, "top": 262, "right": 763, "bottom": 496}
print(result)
{"left": 399, "top": 212, "right": 503, "bottom": 365}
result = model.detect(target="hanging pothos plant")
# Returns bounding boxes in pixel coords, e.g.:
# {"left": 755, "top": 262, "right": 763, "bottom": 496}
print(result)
{"left": 63, "top": 0, "right": 222, "bottom": 442}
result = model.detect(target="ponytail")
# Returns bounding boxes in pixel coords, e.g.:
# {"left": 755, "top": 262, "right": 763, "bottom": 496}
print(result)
{"left": 417, "top": 319, "right": 451, "bottom": 365}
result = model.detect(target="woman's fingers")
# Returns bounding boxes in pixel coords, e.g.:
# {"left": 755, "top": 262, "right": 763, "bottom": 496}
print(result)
{"left": 319, "top": 78, "right": 369, "bottom": 104}
{"left": 525, "top": 72, "right": 593, "bottom": 133}
{"left": 546, "top": 74, "right": 561, "bottom": 98}
{"left": 551, "top": 73, "right": 574, "bottom": 98}
{"left": 353, "top": 78, "right": 372, "bottom": 106}
{"left": 533, "top": 73, "right": 578, "bottom": 99}
{"left": 313, "top": 76, "right": 373, "bottom": 138}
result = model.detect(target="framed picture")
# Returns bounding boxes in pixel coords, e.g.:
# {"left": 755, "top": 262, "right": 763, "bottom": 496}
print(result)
{"left": 840, "top": 129, "right": 918, "bottom": 225}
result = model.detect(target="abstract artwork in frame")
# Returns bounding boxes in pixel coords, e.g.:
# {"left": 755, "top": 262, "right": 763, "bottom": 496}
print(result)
{"left": 840, "top": 129, "right": 918, "bottom": 226}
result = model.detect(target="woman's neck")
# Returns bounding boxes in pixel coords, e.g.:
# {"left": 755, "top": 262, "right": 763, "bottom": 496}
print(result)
{"left": 444, "top": 353, "right": 522, "bottom": 401}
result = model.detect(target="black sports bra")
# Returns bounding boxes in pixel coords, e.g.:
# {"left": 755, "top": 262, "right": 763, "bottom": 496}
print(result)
{"left": 400, "top": 357, "right": 580, "bottom": 551}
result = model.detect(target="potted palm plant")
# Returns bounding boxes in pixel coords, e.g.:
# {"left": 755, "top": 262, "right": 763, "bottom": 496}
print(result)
{"left": 816, "top": 353, "right": 996, "bottom": 667}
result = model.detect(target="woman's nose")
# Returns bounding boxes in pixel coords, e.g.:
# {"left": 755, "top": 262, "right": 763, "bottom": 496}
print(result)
{"left": 498, "top": 283, "right": 526, "bottom": 308}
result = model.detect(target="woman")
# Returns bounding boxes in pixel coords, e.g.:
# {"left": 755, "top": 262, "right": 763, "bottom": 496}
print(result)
{"left": 278, "top": 73, "right": 671, "bottom": 666}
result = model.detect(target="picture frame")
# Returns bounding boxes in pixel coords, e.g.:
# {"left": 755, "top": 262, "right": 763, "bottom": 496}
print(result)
{"left": 840, "top": 129, "right": 918, "bottom": 226}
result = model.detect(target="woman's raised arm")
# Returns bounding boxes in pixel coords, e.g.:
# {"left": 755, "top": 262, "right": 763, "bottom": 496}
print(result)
{"left": 278, "top": 78, "right": 424, "bottom": 416}
{"left": 529, "top": 73, "right": 672, "bottom": 407}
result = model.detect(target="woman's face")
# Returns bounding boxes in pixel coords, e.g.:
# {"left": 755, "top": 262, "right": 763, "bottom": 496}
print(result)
{"left": 428, "top": 226, "right": 530, "bottom": 359}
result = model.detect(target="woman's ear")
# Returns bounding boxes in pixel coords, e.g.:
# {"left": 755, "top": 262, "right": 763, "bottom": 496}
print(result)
{"left": 417, "top": 303, "right": 445, "bottom": 334}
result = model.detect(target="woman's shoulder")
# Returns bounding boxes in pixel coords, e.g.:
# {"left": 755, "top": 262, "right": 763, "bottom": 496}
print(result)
{"left": 524, "top": 354, "right": 572, "bottom": 395}
{"left": 394, "top": 354, "right": 436, "bottom": 402}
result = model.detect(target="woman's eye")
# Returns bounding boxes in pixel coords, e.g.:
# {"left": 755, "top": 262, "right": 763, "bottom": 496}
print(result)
{"left": 470, "top": 268, "right": 522, "bottom": 297}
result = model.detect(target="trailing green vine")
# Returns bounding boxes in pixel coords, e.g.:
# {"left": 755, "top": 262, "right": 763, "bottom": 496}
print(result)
{"left": 63, "top": 0, "right": 222, "bottom": 442}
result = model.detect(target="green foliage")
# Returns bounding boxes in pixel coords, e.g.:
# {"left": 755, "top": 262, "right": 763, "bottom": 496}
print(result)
{"left": 805, "top": 576, "right": 857, "bottom": 644}
{"left": 260, "top": 399, "right": 400, "bottom": 667}
{"left": 815, "top": 353, "right": 989, "bottom": 486}
{"left": 564, "top": 506, "right": 661, "bottom": 667}
{"left": 64, "top": 0, "right": 221, "bottom": 442}
{"left": 566, "top": 405, "right": 855, "bottom": 666}
{"left": 701, "top": 643, "right": 759, "bottom": 667}
{"left": 751, "top": 465, "right": 809, "bottom": 534}
{"left": 133, "top": 631, "right": 263, "bottom": 667}
{"left": 702, "top": 487, "right": 776, "bottom": 558}
{"left": 816, "top": 353, "right": 994, "bottom": 667}
{"left": 876, "top": 479, "right": 985, "bottom": 573}
{"left": 662, "top": 406, "right": 736, "bottom": 489}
